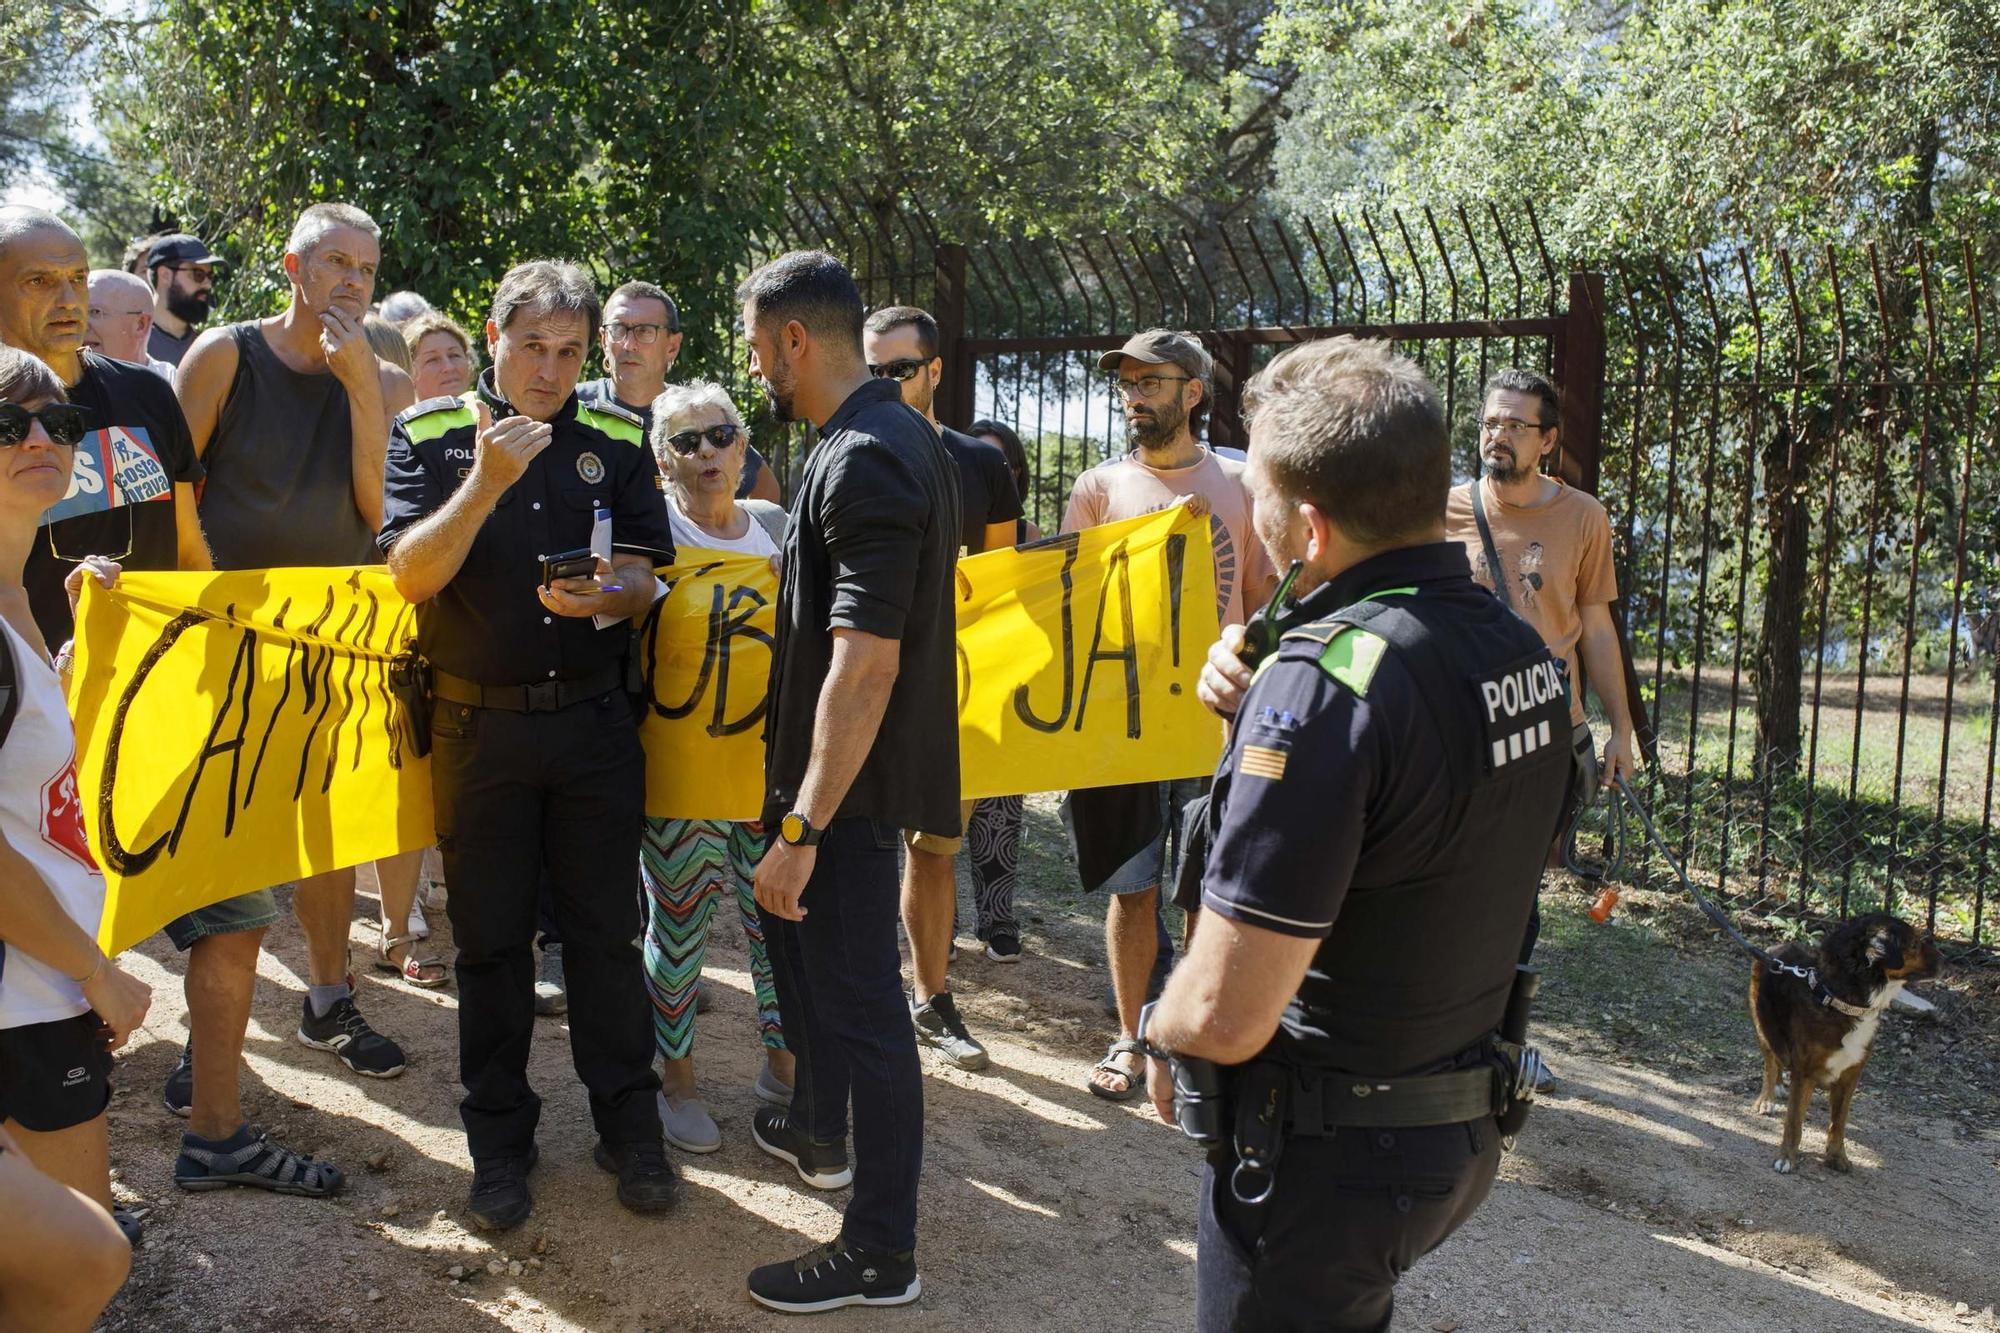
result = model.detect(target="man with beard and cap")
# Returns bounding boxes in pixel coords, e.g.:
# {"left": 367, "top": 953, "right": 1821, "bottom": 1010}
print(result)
{"left": 170, "top": 202, "right": 423, "bottom": 1115}
{"left": 861, "top": 303, "right": 1021, "bottom": 1074}
{"left": 738, "top": 250, "right": 958, "bottom": 1313}
{"left": 143, "top": 233, "right": 224, "bottom": 367}
{"left": 1442, "top": 368, "right": 1633, "bottom": 968}
{"left": 1060, "top": 328, "right": 1275, "bottom": 1105}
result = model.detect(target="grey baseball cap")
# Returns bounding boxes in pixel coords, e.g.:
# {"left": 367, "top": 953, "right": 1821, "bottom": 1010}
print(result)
{"left": 1097, "top": 329, "right": 1208, "bottom": 377}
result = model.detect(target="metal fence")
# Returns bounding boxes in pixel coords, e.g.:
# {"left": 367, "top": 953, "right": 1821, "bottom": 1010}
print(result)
{"left": 765, "top": 194, "right": 1999, "bottom": 955}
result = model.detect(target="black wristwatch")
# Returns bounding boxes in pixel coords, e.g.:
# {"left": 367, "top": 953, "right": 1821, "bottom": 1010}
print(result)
{"left": 778, "top": 811, "right": 825, "bottom": 847}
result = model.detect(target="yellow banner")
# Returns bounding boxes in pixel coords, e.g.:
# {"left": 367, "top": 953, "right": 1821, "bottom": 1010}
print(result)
{"left": 70, "top": 507, "right": 1221, "bottom": 953}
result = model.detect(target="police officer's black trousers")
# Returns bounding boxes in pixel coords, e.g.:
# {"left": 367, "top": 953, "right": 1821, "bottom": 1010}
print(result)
{"left": 1196, "top": 1116, "right": 1500, "bottom": 1332}
{"left": 430, "top": 690, "right": 662, "bottom": 1162}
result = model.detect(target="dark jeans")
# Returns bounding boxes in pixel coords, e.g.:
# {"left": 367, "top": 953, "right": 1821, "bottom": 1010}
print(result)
{"left": 762, "top": 817, "right": 923, "bottom": 1254}
{"left": 1197, "top": 1117, "right": 1500, "bottom": 1332}
{"left": 430, "top": 690, "right": 661, "bottom": 1161}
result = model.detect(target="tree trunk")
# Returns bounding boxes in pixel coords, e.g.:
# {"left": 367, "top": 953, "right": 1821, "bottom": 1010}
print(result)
{"left": 1754, "top": 417, "right": 1810, "bottom": 779}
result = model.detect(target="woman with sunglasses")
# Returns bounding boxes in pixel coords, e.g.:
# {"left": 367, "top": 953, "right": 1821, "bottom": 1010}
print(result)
{"left": 637, "top": 381, "right": 792, "bottom": 1153}
{"left": 0, "top": 345, "right": 153, "bottom": 1319}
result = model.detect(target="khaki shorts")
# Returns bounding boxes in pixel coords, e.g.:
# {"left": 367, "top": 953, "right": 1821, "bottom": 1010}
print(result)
{"left": 905, "top": 799, "right": 977, "bottom": 857}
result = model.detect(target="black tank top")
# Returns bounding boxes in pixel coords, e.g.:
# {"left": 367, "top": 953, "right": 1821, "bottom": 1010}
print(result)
{"left": 199, "top": 323, "right": 380, "bottom": 569}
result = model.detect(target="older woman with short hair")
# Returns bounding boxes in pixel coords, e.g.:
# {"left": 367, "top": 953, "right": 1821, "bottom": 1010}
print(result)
{"left": 639, "top": 380, "right": 791, "bottom": 1152}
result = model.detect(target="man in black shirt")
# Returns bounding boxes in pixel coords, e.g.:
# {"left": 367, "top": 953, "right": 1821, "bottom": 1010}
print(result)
{"left": 862, "top": 304, "right": 1020, "bottom": 1073}
{"left": 382, "top": 260, "right": 679, "bottom": 1232}
{"left": 143, "top": 233, "right": 223, "bottom": 368}
{"left": 740, "top": 252, "right": 959, "bottom": 1314}
{"left": 1153, "top": 338, "right": 1570, "bottom": 1331}
{"left": 0, "top": 209, "right": 211, "bottom": 646}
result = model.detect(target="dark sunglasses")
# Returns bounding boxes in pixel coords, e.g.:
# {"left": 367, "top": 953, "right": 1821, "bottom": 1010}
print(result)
{"left": 663, "top": 423, "right": 744, "bottom": 456}
{"left": 0, "top": 403, "right": 88, "bottom": 448}
{"left": 868, "top": 357, "right": 930, "bottom": 382}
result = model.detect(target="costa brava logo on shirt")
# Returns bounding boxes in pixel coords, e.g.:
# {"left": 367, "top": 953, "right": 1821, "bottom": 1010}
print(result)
{"left": 40, "top": 425, "right": 173, "bottom": 525}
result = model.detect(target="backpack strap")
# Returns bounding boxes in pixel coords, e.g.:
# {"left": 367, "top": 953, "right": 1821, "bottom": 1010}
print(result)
{"left": 0, "top": 624, "right": 18, "bottom": 753}
{"left": 1470, "top": 480, "right": 1512, "bottom": 610}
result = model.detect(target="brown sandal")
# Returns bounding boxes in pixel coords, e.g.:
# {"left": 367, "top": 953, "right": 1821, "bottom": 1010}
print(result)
{"left": 375, "top": 934, "right": 449, "bottom": 989}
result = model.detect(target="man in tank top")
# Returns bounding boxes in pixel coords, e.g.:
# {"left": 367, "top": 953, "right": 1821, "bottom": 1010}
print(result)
{"left": 173, "top": 203, "right": 419, "bottom": 1100}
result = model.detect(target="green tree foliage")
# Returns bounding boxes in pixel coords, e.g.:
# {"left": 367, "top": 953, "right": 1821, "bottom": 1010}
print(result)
{"left": 1264, "top": 0, "right": 2000, "bottom": 255}
{"left": 94, "top": 0, "right": 796, "bottom": 375}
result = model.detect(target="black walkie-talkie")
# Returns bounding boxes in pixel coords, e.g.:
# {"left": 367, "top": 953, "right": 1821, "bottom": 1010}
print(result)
{"left": 1235, "top": 559, "right": 1304, "bottom": 671}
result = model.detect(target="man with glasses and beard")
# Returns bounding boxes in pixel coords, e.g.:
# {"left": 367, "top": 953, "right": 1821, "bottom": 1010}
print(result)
{"left": 861, "top": 304, "right": 1021, "bottom": 1074}
{"left": 1444, "top": 368, "right": 1635, "bottom": 968}
{"left": 143, "top": 233, "right": 224, "bottom": 368}
{"left": 0, "top": 208, "right": 212, "bottom": 647}
{"left": 1061, "top": 329, "right": 1275, "bottom": 1105}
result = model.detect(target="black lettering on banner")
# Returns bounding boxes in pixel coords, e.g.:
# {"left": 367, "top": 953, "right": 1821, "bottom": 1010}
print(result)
{"left": 167, "top": 626, "right": 257, "bottom": 852}
{"left": 295, "top": 599, "right": 356, "bottom": 799}
{"left": 708, "top": 583, "right": 774, "bottom": 738}
{"left": 643, "top": 562, "right": 727, "bottom": 721}
{"left": 1164, "top": 532, "right": 1186, "bottom": 669}
{"left": 1011, "top": 531, "right": 1080, "bottom": 733}
{"left": 1075, "top": 540, "right": 1141, "bottom": 739}
{"left": 245, "top": 596, "right": 296, "bottom": 804}
{"left": 96, "top": 610, "right": 212, "bottom": 875}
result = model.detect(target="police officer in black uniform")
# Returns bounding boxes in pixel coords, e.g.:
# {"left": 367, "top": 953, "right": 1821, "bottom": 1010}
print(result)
{"left": 380, "top": 260, "right": 678, "bottom": 1232}
{"left": 1142, "top": 336, "right": 1572, "bottom": 1332}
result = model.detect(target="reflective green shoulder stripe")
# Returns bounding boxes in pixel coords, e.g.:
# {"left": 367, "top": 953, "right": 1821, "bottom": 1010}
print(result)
{"left": 401, "top": 402, "right": 476, "bottom": 445}
{"left": 1316, "top": 627, "right": 1389, "bottom": 697}
{"left": 577, "top": 404, "right": 645, "bottom": 447}
{"left": 1359, "top": 585, "right": 1419, "bottom": 601}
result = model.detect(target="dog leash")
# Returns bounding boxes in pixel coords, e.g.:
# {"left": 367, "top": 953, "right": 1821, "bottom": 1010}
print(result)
{"left": 1568, "top": 775, "right": 1870, "bottom": 1018}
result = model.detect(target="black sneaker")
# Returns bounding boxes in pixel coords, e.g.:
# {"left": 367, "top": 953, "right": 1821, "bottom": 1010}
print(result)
{"left": 751, "top": 1105, "right": 853, "bottom": 1190}
{"left": 748, "top": 1235, "right": 921, "bottom": 1313}
{"left": 162, "top": 1040, "right": 193, "bottom": 1117}
{"left": 984, "top": 932, "right": 1023, "bottom": 964}
{"left": 297, "top": 995, "right": 407, "bottom": 1078}
{"left": 592, "top": 1139, "right": 679, "bottom": 1213}
{"left": 467, "top": 1144, "right": 538, "bottom": 1232}
{"left": 911, "top": 992, "right": 989, "bottom": 1071}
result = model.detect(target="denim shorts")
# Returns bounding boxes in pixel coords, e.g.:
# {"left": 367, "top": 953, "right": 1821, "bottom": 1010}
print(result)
{"left": 163, "top": 888, "right": 281, "bottom": 951}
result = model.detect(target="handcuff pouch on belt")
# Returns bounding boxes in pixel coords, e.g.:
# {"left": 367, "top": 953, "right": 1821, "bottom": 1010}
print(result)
{"left": 386, "top": 643, "right": 434, "bottom": 761}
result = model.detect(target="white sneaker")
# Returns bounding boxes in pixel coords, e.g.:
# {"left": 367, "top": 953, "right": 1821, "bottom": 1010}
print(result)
{"left": 658, "top": 1093, "right": 721, "bottom": 1153}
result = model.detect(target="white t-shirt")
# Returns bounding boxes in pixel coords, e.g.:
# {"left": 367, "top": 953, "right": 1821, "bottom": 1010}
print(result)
{"left": 666, "top": 497, "right": 780, "bottom": 559}
{"left": 0, "top": 615, "right": 106, "bottom": 1029}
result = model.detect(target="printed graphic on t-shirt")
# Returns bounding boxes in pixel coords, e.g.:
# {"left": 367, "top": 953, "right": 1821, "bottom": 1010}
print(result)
{"left": 1517, "top": 541, "right": 1545, "bottom": 609}
{"left": 39, "top": 426, "right": 174, "bottom": 526}
{"left": 40, "top": 749, "right": 101, "bottom": 874}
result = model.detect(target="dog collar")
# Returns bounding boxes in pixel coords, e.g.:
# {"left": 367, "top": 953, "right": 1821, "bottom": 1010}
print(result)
{"left": 1767, "top": 957, "right": 1873, "bottom": 1018}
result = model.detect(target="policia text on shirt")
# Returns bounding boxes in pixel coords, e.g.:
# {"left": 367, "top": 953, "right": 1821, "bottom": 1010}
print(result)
{"left": 1143, "top": 336, "right": 1572, "bottom": 1333}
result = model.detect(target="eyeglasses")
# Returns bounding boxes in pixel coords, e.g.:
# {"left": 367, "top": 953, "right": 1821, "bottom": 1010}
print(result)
{"left": 88, "top": 307, "right": 150, "bottom": 322}
{"left": 47, "top": 504, "right": 133, "bottom": 564}
{"left": 161, "top": 265, "right": 218, "bottom": 282}
{"left": 1480, "top": 417, "right": 1552, "bottom": 437}
{"left": 1109, "top": 373, "right": 1191, "bottom": 401}
{"left": 663, "top": 423, "right": 744, "bottom": 456}
{"left": 868, "top": 358, "right": 931, "bottom": 382}
{"left": 0, "top": 403, "right": 88, "bottom": 448}
{"left": 607, "top": 321, "right": 674, "bottom": 345}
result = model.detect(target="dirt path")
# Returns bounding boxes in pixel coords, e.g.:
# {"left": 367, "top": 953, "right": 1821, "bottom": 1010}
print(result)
{"left": 95, "top": 812, "right": 1998, "bottom": 1332}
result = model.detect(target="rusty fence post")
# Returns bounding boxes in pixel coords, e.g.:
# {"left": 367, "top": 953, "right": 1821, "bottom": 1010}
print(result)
{"left": 934, "top": 242, "right": 974, "bottom": 431}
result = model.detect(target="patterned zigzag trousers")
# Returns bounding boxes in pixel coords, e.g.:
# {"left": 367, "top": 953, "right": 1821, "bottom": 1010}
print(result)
{"left": 639, "top": 817, "right": 785, "bottom": 1062}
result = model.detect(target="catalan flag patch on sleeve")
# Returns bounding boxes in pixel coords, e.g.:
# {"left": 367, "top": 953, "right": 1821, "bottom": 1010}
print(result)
{"left": 1239, "top": 743, "right": 1289, "bottom": 781}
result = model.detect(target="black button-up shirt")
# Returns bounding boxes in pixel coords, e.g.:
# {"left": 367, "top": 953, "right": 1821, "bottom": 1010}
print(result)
{"left": 378, "top": 371, "right": 674, "bottom": 686}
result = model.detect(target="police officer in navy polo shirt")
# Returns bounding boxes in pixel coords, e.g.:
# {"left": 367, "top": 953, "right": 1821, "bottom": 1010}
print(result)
{"left": 1151, "top": 337, "right": 1571, "bottom": 1332}
{"left": 380, "top": 260, "right": 677, "bottom": 1232}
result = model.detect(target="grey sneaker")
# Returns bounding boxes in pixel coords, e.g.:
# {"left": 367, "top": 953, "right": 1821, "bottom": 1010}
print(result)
{"left": 658, "top": 1093, "right": 721, "bottom": 1154}
{"left": 534, "top": 943, "right": 567, "bottom": 1016}
{"left": 911, "top": 992, "right": 988, "bottom": 1071}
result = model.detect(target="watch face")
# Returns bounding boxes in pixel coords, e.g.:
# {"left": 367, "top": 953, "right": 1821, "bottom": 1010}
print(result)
{"left": 781, "top": 812, "right": 808, "bottom": 845}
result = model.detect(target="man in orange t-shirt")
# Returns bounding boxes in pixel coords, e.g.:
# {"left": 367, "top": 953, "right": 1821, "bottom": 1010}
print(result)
{"left": 1445, "top": 369, "right": 1636, "bottom": 963}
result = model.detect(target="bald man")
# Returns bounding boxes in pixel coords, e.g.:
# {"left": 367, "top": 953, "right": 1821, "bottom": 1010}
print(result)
{"left": 85, "top": 270, "right": 177, "bottom": 380}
